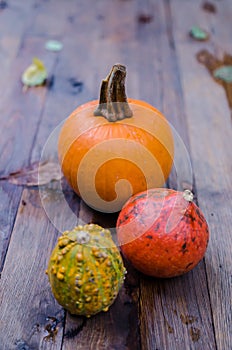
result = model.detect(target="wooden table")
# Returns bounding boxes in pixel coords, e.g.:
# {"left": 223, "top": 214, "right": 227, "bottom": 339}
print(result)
{"left": 0, "top": 1, "right": 231, "bottom": 349}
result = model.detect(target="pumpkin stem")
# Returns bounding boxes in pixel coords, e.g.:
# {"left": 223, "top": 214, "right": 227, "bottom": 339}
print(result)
{"left": 94, "top": 64, "right": 133, "bottom": 121}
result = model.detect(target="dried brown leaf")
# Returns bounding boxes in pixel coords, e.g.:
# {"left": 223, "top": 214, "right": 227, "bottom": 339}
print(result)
{"left": 1, "top": 161, "right": 62, "bottom": 186}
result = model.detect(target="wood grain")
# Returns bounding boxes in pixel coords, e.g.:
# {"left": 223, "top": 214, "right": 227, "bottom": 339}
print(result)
{"left": 133, "top": 1, "right": 217, "bottom": 349}
{"left": 140, "top": 267, "right": 216, "bottom": 350}
{"left": 0, "top": 0, "right": 54, "bottom": 271}
{"left": 29, "top": 1, "right": 141, "bottom": 346}
{"left": 62, "top": 201, "right": 140, "bottom": 350}
{"left": 0, "top": 30, "right": 63, "bottom": 276}
{"left": 0, "top": 0, "right": 231, "bottom": 349}
{"left": 170, "top": 0, "right": 232, "bottom": 349}
{"left": 0, "top": 36, "right": 54, "bottom": 272}
{"left": 0, "top": 182, "right": 22, "bottom": 271}
{"left": 0, "top": 189, "right": 64, "bottom": 349}
{"left": 64, "top": 262, "right": 140, "bottom": 350}
{"left": 0, "top": 0, "right": 40, "bottom": 94}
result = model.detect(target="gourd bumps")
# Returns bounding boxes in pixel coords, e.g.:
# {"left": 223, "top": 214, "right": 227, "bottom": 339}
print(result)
{"left": 47, "top": 224, "right": 126, "bottom": 317}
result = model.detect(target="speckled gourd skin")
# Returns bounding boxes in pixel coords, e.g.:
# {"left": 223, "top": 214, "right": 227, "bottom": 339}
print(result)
{"left": 117, "top": 189, "right": 209, "bottom": 278}
{"left": 47, "top": 224, "right": 126, "bottom": 317}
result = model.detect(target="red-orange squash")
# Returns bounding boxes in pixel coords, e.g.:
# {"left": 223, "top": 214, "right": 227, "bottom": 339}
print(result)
{"left": 58, "top": 64, "right": 174, "bottom": 213}
{"left": 116, "top": 188, "right": 209, "bottom": 278}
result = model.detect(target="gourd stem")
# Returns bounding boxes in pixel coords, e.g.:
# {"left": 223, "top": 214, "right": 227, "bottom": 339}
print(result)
{"left": 94, "top": 64, "right": 133, "bottom": 122}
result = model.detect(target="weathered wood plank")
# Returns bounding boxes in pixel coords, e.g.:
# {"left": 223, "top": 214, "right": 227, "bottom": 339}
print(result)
{"left": 26, "top": 2, "right": 218, "bottom": 348}
{"left": 0, "top": 189, "right": 64, "bottom": 350}
{"left": 170, "top": 0, "right": 232, "bottom": 349}
{"left": 0, "top": 0, "right": 82, "bottom": 269}
{"left": 28, "top": 1, "right": 142, "bottom": 349}
{"left": 61, "top": 201, "right": 140, "bottom": 350}
{"left": 0, "top": 1, "right": 52, "bottom": 271}
{"left": 0, "top": 181, "right": 22, "bottom": 271}
{"left": 130, "top": 1, "right": 217, "bottom": 349}
{"left": 140, "top": 266, "right": 215, "bottom": 350}
{"left": 0, "top": 35, "right": 56, "bottom": 176}
{"left": 0, "top": 0, "right": 39, "bottom": 93}
{"left": 0, "top": 1, "right": 231, "bottom": 349}
{"left": 64, "top": 263, "right": 140, "bottom": 350}
{"left": 0, "top": 3, "right": 92, "bottom": 349}
{"left": 56, "top": 1, "right": 143, "bottom": 347}
{"left": 30, "top": 0, "right": 140, "bottom": 163}
{"left": 0, "top": 181, "right": 81, "bottom": 349}
{"left": 0, "top": 30, "right": 62, "bottom": 272}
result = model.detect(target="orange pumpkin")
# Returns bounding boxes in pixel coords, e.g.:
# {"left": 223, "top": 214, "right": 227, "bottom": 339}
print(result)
{"left": 58, "top": 64, "right": 174, "bottom": 213}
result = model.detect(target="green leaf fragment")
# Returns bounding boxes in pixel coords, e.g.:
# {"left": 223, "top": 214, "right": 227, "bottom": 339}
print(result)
{"left": 213, "top": 65, "right": 232, "bottom": 83}
{"left": 189, "top": 26, "right": 209, "bottom": 41}
{"left": 45, "top": 40, "right": 63, "bottom": 52}
{"left": 22, "top": 57, "right": 47, "bottom": 86}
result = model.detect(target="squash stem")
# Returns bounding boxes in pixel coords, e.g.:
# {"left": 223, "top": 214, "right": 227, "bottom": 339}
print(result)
{"left": 94, "top": 64, "right": 133, "bottom": 121}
